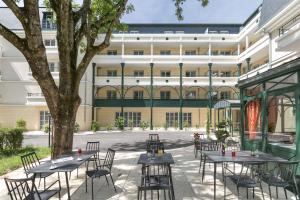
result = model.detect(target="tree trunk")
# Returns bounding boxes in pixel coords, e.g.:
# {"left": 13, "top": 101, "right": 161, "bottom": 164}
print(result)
{"left": 51, "top": 94, "right": 81, "bottom": 158}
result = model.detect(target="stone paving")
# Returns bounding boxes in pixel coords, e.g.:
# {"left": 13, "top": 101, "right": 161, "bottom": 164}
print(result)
{"left": 0, "top": 145, "right": 297, "bottom": 200}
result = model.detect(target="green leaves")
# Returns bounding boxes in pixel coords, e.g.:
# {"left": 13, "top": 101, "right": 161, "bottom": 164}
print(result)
{"left": 173, "top": 0, "right": 209, "bottom": 20}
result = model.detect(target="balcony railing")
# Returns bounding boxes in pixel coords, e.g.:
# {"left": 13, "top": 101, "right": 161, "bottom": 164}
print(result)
{"left": 26, "top": 93, "right": 46, "bottom": 105}
{"left": 279, "top": 14, "right": 300, "bottom": 36}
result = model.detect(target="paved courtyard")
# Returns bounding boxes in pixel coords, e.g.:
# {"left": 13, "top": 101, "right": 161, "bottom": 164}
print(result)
{"left": 0, "top": 144, "right": 297, "bottom": 200}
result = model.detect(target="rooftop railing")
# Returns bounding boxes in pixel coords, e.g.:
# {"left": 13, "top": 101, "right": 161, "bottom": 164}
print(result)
{"left": 279, "top": 13, "right": 300, "bottom": 36}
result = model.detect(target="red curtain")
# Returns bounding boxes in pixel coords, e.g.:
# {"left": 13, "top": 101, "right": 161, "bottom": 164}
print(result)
{"left": 246, "top": 99, "right": 261, "bottom": 140}
{"left": 268, "top": 97, "right": 278, "bottom": 133}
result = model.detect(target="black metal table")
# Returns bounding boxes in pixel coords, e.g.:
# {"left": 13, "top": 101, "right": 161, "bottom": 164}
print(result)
{"left": 28, "top": 150, "right": 97, "bottom": 200}
{"left": 137, "top": 153, "right": 175, "bottom": 199}
{"left": 202, "top": 151, "right": 287, "bottom": 200}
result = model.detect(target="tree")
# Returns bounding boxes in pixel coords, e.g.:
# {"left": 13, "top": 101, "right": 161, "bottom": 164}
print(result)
{"left": 0, "top": 0, "right": 207, "bottom": 158}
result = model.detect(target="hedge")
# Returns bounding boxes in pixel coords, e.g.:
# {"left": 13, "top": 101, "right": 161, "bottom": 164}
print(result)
{"left": 0, "top": 128, "right": 24, "bottom": 151}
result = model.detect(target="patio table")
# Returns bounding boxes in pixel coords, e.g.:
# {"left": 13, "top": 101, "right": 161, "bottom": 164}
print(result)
{"left": 137, "top": 153, "right": 175, "bottom": 199}
{"left": 28, "top": 150, "right": 97, "bottom": 200}
{"left": 202, "top": 150, "right": 287, "bottom": 200}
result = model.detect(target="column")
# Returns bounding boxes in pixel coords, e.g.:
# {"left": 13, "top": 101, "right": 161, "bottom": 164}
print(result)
{"left": 150, "top": 63, "right": 154, "bottom": 130}
{"left": 240, "top": 88, "right": 245, "bottom": 149}
{"left": 121, "top": 63, "right": 125, "bottom": 117}
{"left": 246, "top": 57, "right": 251, "bottom": 73}
{"left": 208, "top": 43, "right": 212, "bottom": 56}
{"left": 237, "top": 43, "right": 240, "bottom": 55}
{"left": 92, "top": 63, "right": 96, "bottom": 121}
{"left": 208, "top": 63, "right": 213, "bottom": 125}
{"left": 295, "top": 72, "right": 300, "bottom": 160}
{"left": 261, "top": 83, "right": 268, "bottom": 152}
{"left": 246, "top": 35, "right": 249, "bottom": 49}
{"left": 268, "top": 33, "right": 272, "bottom": 69}
{"left": 237, "top": 63, "right": 242, "bottom": 77}
{"left": 179, "top": 63, "right": 183, "bottom": 130}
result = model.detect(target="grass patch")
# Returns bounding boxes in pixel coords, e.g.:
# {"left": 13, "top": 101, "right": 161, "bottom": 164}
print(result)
{"left": 0, "top": 146, "right": 51, "bottom": 176}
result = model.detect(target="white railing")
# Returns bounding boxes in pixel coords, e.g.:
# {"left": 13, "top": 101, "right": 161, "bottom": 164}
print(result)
{"left": 239, "top": 36, "right": 269, "bottom": 62}
{"left": 26, "top": 93, "right": 46, "bottom": 105}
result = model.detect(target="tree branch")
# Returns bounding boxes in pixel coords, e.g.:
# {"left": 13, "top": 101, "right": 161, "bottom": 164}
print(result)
{"left": 0, "top": 23, "right": 30, "bottom": 56}
{"left": 73, "top": 0, "right": 91, "bottom": 24}
{"left": 2, "top": 0, "right": 27, "bottom": 25}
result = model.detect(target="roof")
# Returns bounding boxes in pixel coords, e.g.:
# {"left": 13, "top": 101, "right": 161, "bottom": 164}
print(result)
{"left": 214, "top": 100, "right": 240, "bottom": 109}
{"left": 258, "top": 0, "right": 292, "bottom": 29}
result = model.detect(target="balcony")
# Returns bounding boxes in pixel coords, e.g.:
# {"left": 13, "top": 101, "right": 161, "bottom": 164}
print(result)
{"left": 277, "top": 15, "right": 300, "bottom": 51}
{"left": 26, "top": 93, "right": 46, "bottom": 106}
{"left": 93, "top": 54, "right": 238, "bottom": 64}
{"left": 94, "top": 76, "right": 238, "bottom": 87}
{"left": 239, "top": 36, "right": 269, "bottom": 62}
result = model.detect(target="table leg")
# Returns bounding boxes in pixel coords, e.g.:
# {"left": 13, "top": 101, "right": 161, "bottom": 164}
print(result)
{"left": 168, "top": 165, "right": 175, "bottom": 200}
{"left": 65, "top": 171, "right": 71, "bottom": 200}
{"left": 214, "top": 162, "right": 216, "bottom": 200}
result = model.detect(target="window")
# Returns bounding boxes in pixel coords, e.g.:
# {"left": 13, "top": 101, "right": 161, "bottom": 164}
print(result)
{"left": 134, "top": 70, "right": 144, "bottom": 77}
{"left": 107, "top": 90, "right": 117, "bottom": 99}
{"left": 220, "top": 91, "right": 230, "bottom": 99}
{"left": 186, "top": 71, "right": 196, "bottom": 77}
{"left": 133, "top": 91, "right": 144, "bottom": 99}
{"left": 133, "top": 50, "right": 144, "bottom": 55}
{"left": 212, "top": 71, "right": 219, "bottom": 77}
{"left": 107, "top": 50, "right": 117, "bottom": 55}
{"left": 44, "top": 39, "right": 56, "bottom": 47}
{"left": 160, "top": 71, "right": 171, "bottom": 77}
{"left": 42, "top": 12, "right": 56, "bottom": 29}
{"left": 160, "top": 50, "right": 171, "bottom": 55}
{"left": 183, "top": 113, "right": 192, "bottom": 127}
{"left": 185, "top": 91, "right": 196, "bottom": 99}
{"left": 116, "top": 112, "right": 141, "bottom": 127}
{"left": 107, "top": 70, "right": 117, "bottom": 76}
{"left": 220, "top": 51, "right": 231, "bottom": 55}
{"left": 166, "top": 112, "right": 179, "bottom": 127}
{"left": 160, "top": 91, "right": 170, "bottom": 100}
{"left": 211, "top": 50, "right": 219, "bottom": 55}
{"left": 48, "top": 62, "right": 58, "bottom": 72}
{"left": 185, "top": 50, "right": 196, "bottom": 55}
{"left": 40, "top": 111, "right": 50, "bottom": 129}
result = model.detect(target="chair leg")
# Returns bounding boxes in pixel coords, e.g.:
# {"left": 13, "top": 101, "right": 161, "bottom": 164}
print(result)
{"left": 105, "top": 175, "right": 110, "bottom": 186}
{"left": 109, "top": 173, "right": 117, "bottom": 192}
{"left": 91, "top": 178, "right": 94, "bottom": 200}
{"left": 137, "top": 187, "right": 140, "bottom": 200}
{"left": 260, "top": 182, "right": 264, "bottom": 200}
{"left": 38, "top": 178, "right": 42, "bottom": 188}
{"left": 268, "top": 185, "right": 272, "bottom": 200}
{"left": 202, "top": 158, "right": 206, "bottom": 182}
{"left": 246, "top": 188, "right": 249, "bottom": 199}
{"left": 44, "top": 177, "right": 46, "bottom": 189}
{"left": 284, "top": 188, "right": 287, "bottom": 199}
{"left": 253, "top": 187, "right": 254, "bottom": 198}
{"left": 276, "top": 186, "right": 278, "bottom": 199}
{"left": 85, "top": 174, "right": 88, "bottom": 193}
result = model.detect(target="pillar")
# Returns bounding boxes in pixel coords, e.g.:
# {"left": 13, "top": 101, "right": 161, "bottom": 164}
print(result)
{"left": 121, "top": 63, "right": 125, "bottom": 117}
{"left": 240, "top": 88, "right": 245, "bottom": 149}
{"left": 179, "top": 63, "right": 183, "bottom": 130}
{"left": 150, "top": 63, "right": 154, "bottom": 130}
{"left": 295, "top": 72, "right": 300, "bottom": 162}
{"left": 92, "top": 63, "right": 96, "bottom": 121}
{"left": 261, "top": 83, "right": 268, "bottom": 152}
{"left": 246, "top": 57, "right": 251, "bottom": 73}
{"left": 237, "top": 63, "right": 242, "bottom": 77}
{"left": 208, "top": 63, "right": 213, "bottom": 125}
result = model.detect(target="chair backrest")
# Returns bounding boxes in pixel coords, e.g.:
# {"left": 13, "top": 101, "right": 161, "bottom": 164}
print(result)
{"left": 149, "top": 134, "right": 159, "bottom": 141}
{"left": 86, "top": 141, "right": 100, "bottom": 152}
{"left": 146, "top": 141, "right": 164, "bottom": 153}
{"left": 103, "top": 148, "right": 116, "bottom": 171}
{"left": 4, "top": 177, "right": 40, "bottom": 200}
{"left": 276, "top": 161, "right": 298, "bottom": 182}
{"left": 20, "top": 152, "right": 40, "bottom": 175}
{"left": 204, "top": 140, "right": 221, "bottom": 151}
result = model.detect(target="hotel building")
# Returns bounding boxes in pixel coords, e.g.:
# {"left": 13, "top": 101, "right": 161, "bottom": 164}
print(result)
{"left": 0, "top": 0, "right": 299, "bottom": 134}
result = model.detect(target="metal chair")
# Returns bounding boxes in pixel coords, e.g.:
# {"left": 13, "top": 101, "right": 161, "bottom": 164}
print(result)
{"left": 149, "top": 134, "right": 159, "bottom": 141}
{"left": 262, "top": 161, "right": 299, "bottom": 199}
{"left": 20, "top": 152, "right": 54, "bottom": 189}
{"left": 138, "top": 164, "right": 173, "bottom": 200}
{"left": 146, "top": 141, "right": 165, "bottom": 154}
{"left": 85, "top": 148, "right": 117, "bottom": 200}
{"left": 4, "top": 176, "right": 61, "bottom": 200}
{"left": 224, "top": 161, "right": 265, "bottom": 199}
{"left": 86, "top": 141, "right": 101, "bottom": 169}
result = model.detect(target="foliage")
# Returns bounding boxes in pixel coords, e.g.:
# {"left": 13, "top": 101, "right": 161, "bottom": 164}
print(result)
{"left": 0, "top": 146, "right": 50, "bottom": 175}
{"left": 183, "top": 120, "right": 190, "bottom": 130}
{"left": 106, "top": 124, "right": 113, "bottom": 131}
{"left": 115, "top": 117, "right": 125, "bottom": 130}
{"left": 0, "top": 128, "right": 24, "bottom": 151}
{"left": 42, "top": 123, "right": 50, "bottom": 133}
{"left": 91, "top": 120, "right": 100, "bottom": 132}
{"left": 74, "top": 122, "right": 80, "bottom": 133}
{"left": 16, "top": 118, "right": 27, "bottom": 131}
{"left": 195, "top": 124, "right": 199, "bottom": 129}
{"left": 140, "top": 121, "right": 149, "bottom": 131}
{"left": 128, "top": 120, "right": 133, "bottom": 130}
{"left": 163, "top": 123, "right": 168, "bottom": 130}
{"left": 216, "top": 121, "right": 227, "bottom": 130}
{"left": 174, "top": 120, "right": 178, "bottom": 129}
{"left": 215, "top": 129, "right": 230, "bottom": 142}
{"left": 173, "top": 0, "right": 209, "bottom": 20}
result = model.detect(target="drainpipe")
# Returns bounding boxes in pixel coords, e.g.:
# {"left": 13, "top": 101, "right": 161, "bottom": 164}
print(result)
{"left": 150, "top": 63, "right": 154, "bottom": 130}
{"left": 208, "top": 63, "right": 213, "bottom": 125}
{"left": 179, "top": 63, "right": 183, "bottom": 130}
{"left": 92, "top": 63, "right": 96, "bottom": 121}
{"left": 121, "top": 62, "right": 125, "bottom": 117}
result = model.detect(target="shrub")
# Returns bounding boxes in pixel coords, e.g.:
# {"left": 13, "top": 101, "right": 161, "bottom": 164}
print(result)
{"left": 115, "top": 117, "right": 125, "bottom": 130}
{"left": 128, "top": 120, "right": 133, "bottom": 130}
{"left": 183, "top": 121, "right": 190, "bottom": 130}
{"left": 163, "top": 123, "right": 168, "bottom": 130}
{"left": 42, "top": 123, "right": 50, "bottom": 133}
{"left": 106, "top": 124, "right": 113, "bottom": 131}
{"left": 91, "top": 121, "right": 100, "bottom": 132}
{"left": 74, "top": 122, "right": 80, "bottom": 133}
{"left": 140, "top": 121, "right": 149, "bottom": 131}
{"left": 0, "top": 128, "right": 24, "bottom": 151}
{"left": 215, "top": 129, "right": 230, "bottom": 142}
{"left": 16, "top": 118, "right": 27, "bottom": 131}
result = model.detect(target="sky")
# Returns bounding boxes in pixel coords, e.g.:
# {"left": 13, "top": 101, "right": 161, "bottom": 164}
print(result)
{"left": 122, "top": 0, "right": 263, "bottom": 24}
{"left": 0, "top": 0, "right": 263, "bottom": 24}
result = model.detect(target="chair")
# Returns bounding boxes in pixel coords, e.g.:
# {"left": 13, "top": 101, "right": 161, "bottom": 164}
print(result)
{"left": 149, "top": 134, "right": 159, "bottom": 141}
{"left": 21, "top": 152, "right": 54, "bottom": 189}
{"left": 4, "top": 176, "right": 61, "bottom": 200}
{"left": 224, "top": 162, "right": 265, "bottom": 199}
{"left": 146, "top": 141, "right": 165, "bottom": 154}
{"left": 86, "top": 141, "right": 101, "bottom": 169}
{"left": 262, "top": 161, "right": 299, "bottom": 199}
{"left": 85, "top": 148, "right": 117, "bottom": 200}
{"left": 138, "top": 164, "right": 173, "bottom": 200}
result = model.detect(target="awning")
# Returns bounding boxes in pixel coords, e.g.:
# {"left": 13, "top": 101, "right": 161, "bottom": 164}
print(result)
{"left": 214, "top": 100, "right": 240, "bottom": 109}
